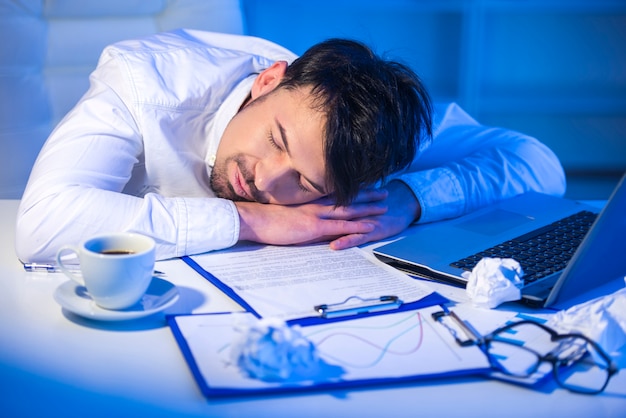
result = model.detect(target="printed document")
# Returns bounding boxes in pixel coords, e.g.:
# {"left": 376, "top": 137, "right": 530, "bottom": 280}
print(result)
{"left": 189, "top": 243, "right": 435, "bottom": 320}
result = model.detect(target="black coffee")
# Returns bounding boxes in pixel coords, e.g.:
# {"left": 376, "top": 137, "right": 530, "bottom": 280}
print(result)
{"left": 99, "top": 249, "right": 136, "bottom": 255}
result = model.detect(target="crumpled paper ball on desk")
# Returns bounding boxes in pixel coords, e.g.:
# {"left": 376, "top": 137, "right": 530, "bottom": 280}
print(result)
{"left": 463, "top": 257, "right": 524, "bottom": 309}
{"left": 548, "top": 278, "right": 626, "bottom": 355}
{"left": 230, "top": 317, "right": 320, "bottom": 381}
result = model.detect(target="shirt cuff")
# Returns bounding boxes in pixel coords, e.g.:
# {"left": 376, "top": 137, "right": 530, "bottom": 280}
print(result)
{"left": 174, "top": 197, "right": 240, "bottom": 257}
{"left": 397, "top": 167, "right": 466, "bottom": 224}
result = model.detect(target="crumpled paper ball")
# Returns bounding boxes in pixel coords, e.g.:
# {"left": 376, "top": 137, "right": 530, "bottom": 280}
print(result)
{"left": 548, "top": 279, "right": 626, "bottom": 356}
{"left": 230, "top": 317, "right": 319, "bottom": 381}
{"left": 463, "top": 257, "right": 524, "bottom": 309}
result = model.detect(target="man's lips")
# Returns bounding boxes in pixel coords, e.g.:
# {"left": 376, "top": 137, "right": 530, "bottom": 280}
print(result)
{"left": 232, "top": 165, "right": 253, "bottom": 201}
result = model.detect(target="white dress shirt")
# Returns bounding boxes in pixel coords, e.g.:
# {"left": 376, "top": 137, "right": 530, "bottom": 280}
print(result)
{"left": 15, "top": 29, "right": 565, "bottom": 263}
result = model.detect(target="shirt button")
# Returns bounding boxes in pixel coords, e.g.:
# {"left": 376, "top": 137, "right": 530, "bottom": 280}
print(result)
{"left": 208, "top": 154, "right": 216, "bottom": 166}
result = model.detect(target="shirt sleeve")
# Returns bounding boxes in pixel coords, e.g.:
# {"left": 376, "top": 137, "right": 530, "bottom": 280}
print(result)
{"left": 15, "top": 47, "right": 239, "bottom": 263}
{"left": 396, "top": 103, "right": 566, "bottom": 224}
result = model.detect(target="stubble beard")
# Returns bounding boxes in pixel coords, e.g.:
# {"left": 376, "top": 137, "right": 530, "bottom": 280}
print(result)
{"left": 210, "top": 155, "right": 260, "bottom": 202}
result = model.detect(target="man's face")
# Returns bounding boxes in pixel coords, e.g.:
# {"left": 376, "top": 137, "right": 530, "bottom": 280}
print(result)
{"left": 211, "top": 80, "right": 329, "bottom": 205}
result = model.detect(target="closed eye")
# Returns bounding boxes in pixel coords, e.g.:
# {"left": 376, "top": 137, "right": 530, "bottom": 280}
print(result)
{"left": 296, "top": 175, "right": 311, "bottom": 193}
{"left": 269, "top": 125, "right": 324, "bottom": 195}
{"left": 267, "top": 130, "right": 281, "bottom": 151}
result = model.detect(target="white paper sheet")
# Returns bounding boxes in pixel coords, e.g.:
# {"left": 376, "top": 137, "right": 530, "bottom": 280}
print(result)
{"left": 190, "top": 243, "right": 435, "bottom": 320}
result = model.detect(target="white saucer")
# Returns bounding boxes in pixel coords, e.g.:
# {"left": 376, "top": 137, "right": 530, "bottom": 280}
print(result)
{"left": 54, "top": 277, "right": 180, "bottom": 321}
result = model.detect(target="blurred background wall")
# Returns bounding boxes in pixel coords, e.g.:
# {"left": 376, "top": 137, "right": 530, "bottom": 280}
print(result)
{"left": 242, "top": 0, "right": 626, "bottom": 199}
{"left": 1, "top": 0, "right": 624, "bottom": 200}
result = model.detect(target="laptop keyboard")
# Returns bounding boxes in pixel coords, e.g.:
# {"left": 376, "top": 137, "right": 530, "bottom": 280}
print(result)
{"left": 450, "top": 210, "right": 598, "bottom": 285}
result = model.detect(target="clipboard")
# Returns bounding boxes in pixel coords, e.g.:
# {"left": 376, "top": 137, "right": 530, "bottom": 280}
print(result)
{"left": 172, "top": 246, "right": 571, "bottom": 397}
{"left": 167, "top": 304, "right": 493, "bottom": 398}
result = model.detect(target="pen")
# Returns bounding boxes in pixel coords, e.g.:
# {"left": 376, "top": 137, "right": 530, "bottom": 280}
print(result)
{"left": 23, "top": 263, "right": 165, "bottom": 276}
{"left": 23, "top": 263, "right": 70, "bottom": 273}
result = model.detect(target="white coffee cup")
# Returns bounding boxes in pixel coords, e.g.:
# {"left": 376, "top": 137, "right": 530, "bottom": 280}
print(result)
{"left": 56, "top": 232, "right": 156, "bottom": 310}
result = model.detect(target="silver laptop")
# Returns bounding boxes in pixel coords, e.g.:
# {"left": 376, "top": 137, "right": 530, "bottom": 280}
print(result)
{"left": 374, "top": 174, "right": 626, "bottom": 308}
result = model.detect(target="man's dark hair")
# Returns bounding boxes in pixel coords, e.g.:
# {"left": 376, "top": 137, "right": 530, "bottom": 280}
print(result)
{"left": 278, "top": 38, "right": 433, "bottom": 206}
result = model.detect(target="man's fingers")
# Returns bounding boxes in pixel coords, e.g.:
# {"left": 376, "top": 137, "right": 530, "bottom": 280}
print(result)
{"left": 349, "top": 188, "right": 388, "bottom": 204}
{"left": 313, "top": 188, "right": 388, "bottom": 206}
{"left": 319, "top": 202, "right": 388, "bottom": 220}
{"left": 329, "top": 233, "right": 370, "bottom": 250}
{"left": 320, "top": 219, "right": 375, "bottom": 236}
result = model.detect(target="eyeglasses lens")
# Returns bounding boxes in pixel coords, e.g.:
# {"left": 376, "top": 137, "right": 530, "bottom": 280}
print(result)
{"left": 487, "top": 322, "right": 611, "bottom": 394}
{"left": 553, "top": 338, "right": 612, "bottom": 394}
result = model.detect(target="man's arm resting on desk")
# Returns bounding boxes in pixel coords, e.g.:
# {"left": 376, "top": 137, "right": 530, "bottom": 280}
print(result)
{"left": 235, "top": 187, "right": 395, "bottom": 248}
{"left": 235, "top": 180, "right": 419, "bottom": 250}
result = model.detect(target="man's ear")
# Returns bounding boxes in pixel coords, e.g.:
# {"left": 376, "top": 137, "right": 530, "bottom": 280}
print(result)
{"left": 250, "top": 61, "right": 288, "bottom": 99}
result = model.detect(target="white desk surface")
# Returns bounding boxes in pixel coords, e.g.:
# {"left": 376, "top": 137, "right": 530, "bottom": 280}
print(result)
{"left": 1, "top": 199, "right": 625, "bottom": 418}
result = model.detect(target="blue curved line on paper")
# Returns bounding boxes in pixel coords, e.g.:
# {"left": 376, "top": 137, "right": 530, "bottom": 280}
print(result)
{"left": 309, "top": 312, "right": 424, "bottom": 369}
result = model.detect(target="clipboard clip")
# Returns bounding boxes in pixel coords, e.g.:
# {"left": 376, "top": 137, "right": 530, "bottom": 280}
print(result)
{"left": 314, "top": 295, "right": 403, "bottom": 319}
{"left": 432, "top": 308, "right": 482, "bottom": 347}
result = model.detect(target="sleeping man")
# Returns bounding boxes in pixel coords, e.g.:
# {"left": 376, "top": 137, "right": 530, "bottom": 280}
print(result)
{"left": 15, "top": 29, "right": 565, "bottom": 262}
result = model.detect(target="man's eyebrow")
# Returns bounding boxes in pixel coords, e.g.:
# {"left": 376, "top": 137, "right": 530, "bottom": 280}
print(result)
{"left": 276, "top": 118, "right": 327, "bottom": 195}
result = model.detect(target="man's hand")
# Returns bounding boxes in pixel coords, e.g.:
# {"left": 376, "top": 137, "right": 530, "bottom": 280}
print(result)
{"left": 234, "top": 181, "right": 420, "bottom": 249}
{"left": 328, "top": 181, "right": 421, "bottom": 250}
{"left": 235, "top": 188, "right": 386, "bottom": 246}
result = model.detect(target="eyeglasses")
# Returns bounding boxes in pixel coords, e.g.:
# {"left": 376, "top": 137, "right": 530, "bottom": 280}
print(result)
{"left": 432, "top": 310, "right": 619, "bottom": 395}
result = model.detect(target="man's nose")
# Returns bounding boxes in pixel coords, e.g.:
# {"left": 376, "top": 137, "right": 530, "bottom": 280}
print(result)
{"left": 254, "top": 156, "right": 291, "bottom": 193}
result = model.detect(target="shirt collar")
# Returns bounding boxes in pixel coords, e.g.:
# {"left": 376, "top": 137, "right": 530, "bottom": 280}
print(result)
{"left": 205, "top": 74, "right": 257, "bottom": 167}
